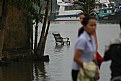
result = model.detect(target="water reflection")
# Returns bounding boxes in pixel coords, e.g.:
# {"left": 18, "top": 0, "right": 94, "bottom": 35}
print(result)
{"left": 0, "top": 62, "right": 49, "bottom": 81}
{"left": 0, "top": 62, "right": 33, "bottom": 81}
{"left": 33, "top": 62, "right": 49, "bottom": 81}
{"left": 54, "top": 45, "right": 70, "bottom": 53}
{"left": 54, "top": 45, "right": 64, "bottom": 52}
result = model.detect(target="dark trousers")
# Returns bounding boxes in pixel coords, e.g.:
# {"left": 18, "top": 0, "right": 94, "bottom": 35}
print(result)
{"left": 72, "top": 69, "right": 79, "bottom": 81}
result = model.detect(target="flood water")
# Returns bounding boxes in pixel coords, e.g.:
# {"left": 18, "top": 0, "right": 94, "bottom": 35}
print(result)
{"left": 0, "top": 21, "right": 120, "bottom": 81}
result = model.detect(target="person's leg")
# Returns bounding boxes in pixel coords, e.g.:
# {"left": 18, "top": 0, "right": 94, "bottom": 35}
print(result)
{"left": 72, "top": 69, "right": 79, "bottom": 81}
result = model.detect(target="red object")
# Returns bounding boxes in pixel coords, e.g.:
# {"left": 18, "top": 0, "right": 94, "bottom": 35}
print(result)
{"left": 96, "top": 52, "right": 104, "bottom": 67}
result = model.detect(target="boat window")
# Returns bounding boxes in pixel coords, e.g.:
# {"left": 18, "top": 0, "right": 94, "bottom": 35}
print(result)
{"left": 57, "top": 5, "right": 60, "bottom": 11}
{"left": 65, "top": 6, "right": 73, "bottom": 10}
{"left": 104, "top": 10, "right": 107, "bottom": 13}
{"left": 107, "top": 10, "right": 114, "bottom": 13}
{"left": 107, "top": 10, "right": 111, "bottom": 13}
{"left": 62, "top": 0, "right": 69, "bottom": 2}
{"left": 65, "top": 4, "right": 82, "bottom": 10}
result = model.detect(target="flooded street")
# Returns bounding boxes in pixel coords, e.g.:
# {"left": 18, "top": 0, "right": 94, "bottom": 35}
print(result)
{"left": 0, "top": 21, "right": 120, "bottom": 81}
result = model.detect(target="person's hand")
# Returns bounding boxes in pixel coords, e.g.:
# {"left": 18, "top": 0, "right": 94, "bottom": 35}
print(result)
{"left": 95, "top": 66, "right": 100, "bottom": 80}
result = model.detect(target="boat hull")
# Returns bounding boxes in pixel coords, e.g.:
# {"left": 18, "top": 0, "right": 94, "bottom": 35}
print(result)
{"left": 54, "top": 14, "right": 80, "bottom": 21}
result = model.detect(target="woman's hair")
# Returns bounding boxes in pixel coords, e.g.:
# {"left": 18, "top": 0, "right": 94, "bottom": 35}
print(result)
{"left": 78, "top": 27, "right": 84, "bottom": 37}
{"left": 82, "top": 16, "right": 96, "bottom": 26}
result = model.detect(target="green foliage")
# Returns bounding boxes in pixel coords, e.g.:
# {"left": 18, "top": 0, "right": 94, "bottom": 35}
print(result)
{"left": 10, "top": 0, "right": 47, "bottom": 23}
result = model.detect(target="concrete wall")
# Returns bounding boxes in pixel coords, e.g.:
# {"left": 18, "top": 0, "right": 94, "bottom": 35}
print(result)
{"left": 0, "top": 3, "right": 33, "bottom": 58}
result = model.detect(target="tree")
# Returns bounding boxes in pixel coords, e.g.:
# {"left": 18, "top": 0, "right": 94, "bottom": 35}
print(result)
{"left": 11, "top": 0, "right": 45, "bottom": 53}
{"left": 35, "top": 0, "right": 51, "bottom": 59}
{"left": 78, "top": 0, "right": 95, "bottom": 14}
{"left": 12, "top": 0, "right": 52, "bottom": 60}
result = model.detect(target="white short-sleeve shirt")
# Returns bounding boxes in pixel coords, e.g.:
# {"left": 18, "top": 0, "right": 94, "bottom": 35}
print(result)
{"left": 72, "top": 31, "right": 96, "bottom": 70}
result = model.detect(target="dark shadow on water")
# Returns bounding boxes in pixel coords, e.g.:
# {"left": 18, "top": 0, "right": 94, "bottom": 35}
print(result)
{"left": 33, "top": 62, "right": 49, "bottom": 81}
{"left": 55, "top": 45, "right": 64, "bottom": 49}
{"left": 54, "top": 45, "right": 70, "bottom": 53}
{"left": 55, "top": 45, "right": 70, "bottom": 49}
{"left": 0, "top": 61, "right": 50, "bottom": 81}
{"left": 53, "top": 45, "right": 64, "bottom": 53}
{"left": 0, "top": 62, "right": 33, "bottom": 81}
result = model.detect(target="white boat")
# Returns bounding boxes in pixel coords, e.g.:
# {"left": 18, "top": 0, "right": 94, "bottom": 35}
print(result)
{"left": 54, "top": 0, "right": 83, "bottom": 21}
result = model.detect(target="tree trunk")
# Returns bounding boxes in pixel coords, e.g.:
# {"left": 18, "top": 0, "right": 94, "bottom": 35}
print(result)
{"left": 41, "top": 20, "right": 50, "bottom": 56}
{"left": 0, "top": 0, "right": 9, "bottom": 61}
{"left": 35, "top": 0, "right": 51, "bottom": 59}
{"left": 34, "top": 20, "right": 38, "bottom": 54}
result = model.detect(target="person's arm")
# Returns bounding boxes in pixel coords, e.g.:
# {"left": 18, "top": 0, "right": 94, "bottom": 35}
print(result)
{"left": 103, "top": 46, "right": 111, "bottom": 61}
{"left": 93, "top": 53, "right": 98, "bottom": 65}
{"left": 74, "top": 37, "right": 86, "bottom": 67}
{"left": 78, "top": 27, "right": 84, "bottom": 37}
{"left": 103, "top": 42, "right": 111, "bottom": 61}
{"left": 74, "top": 49, "right": 83, "bottom": 67}
{"left": 93, "top": 31, "right": 100, "bottom": 66}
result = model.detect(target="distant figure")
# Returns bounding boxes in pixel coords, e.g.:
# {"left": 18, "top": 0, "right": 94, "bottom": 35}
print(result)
{"left": 103, "top": 21, "right": 121, "bottom": 81}
{"left": 72, "top": 16, "right": 99, "bottom": 81}
{"left": 78, "top": 13, "right": 89, "bottom": 37}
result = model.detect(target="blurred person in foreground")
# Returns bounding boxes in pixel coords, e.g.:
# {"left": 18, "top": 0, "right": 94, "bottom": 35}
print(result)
{"left": 78, "top": 13, "right": 103, "bottom": 68}
{"left": 72, "top": 16, "right": 100, "bottom": 81}
{"left": 103, "top": 21, "right": 121, "bottom": 81}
